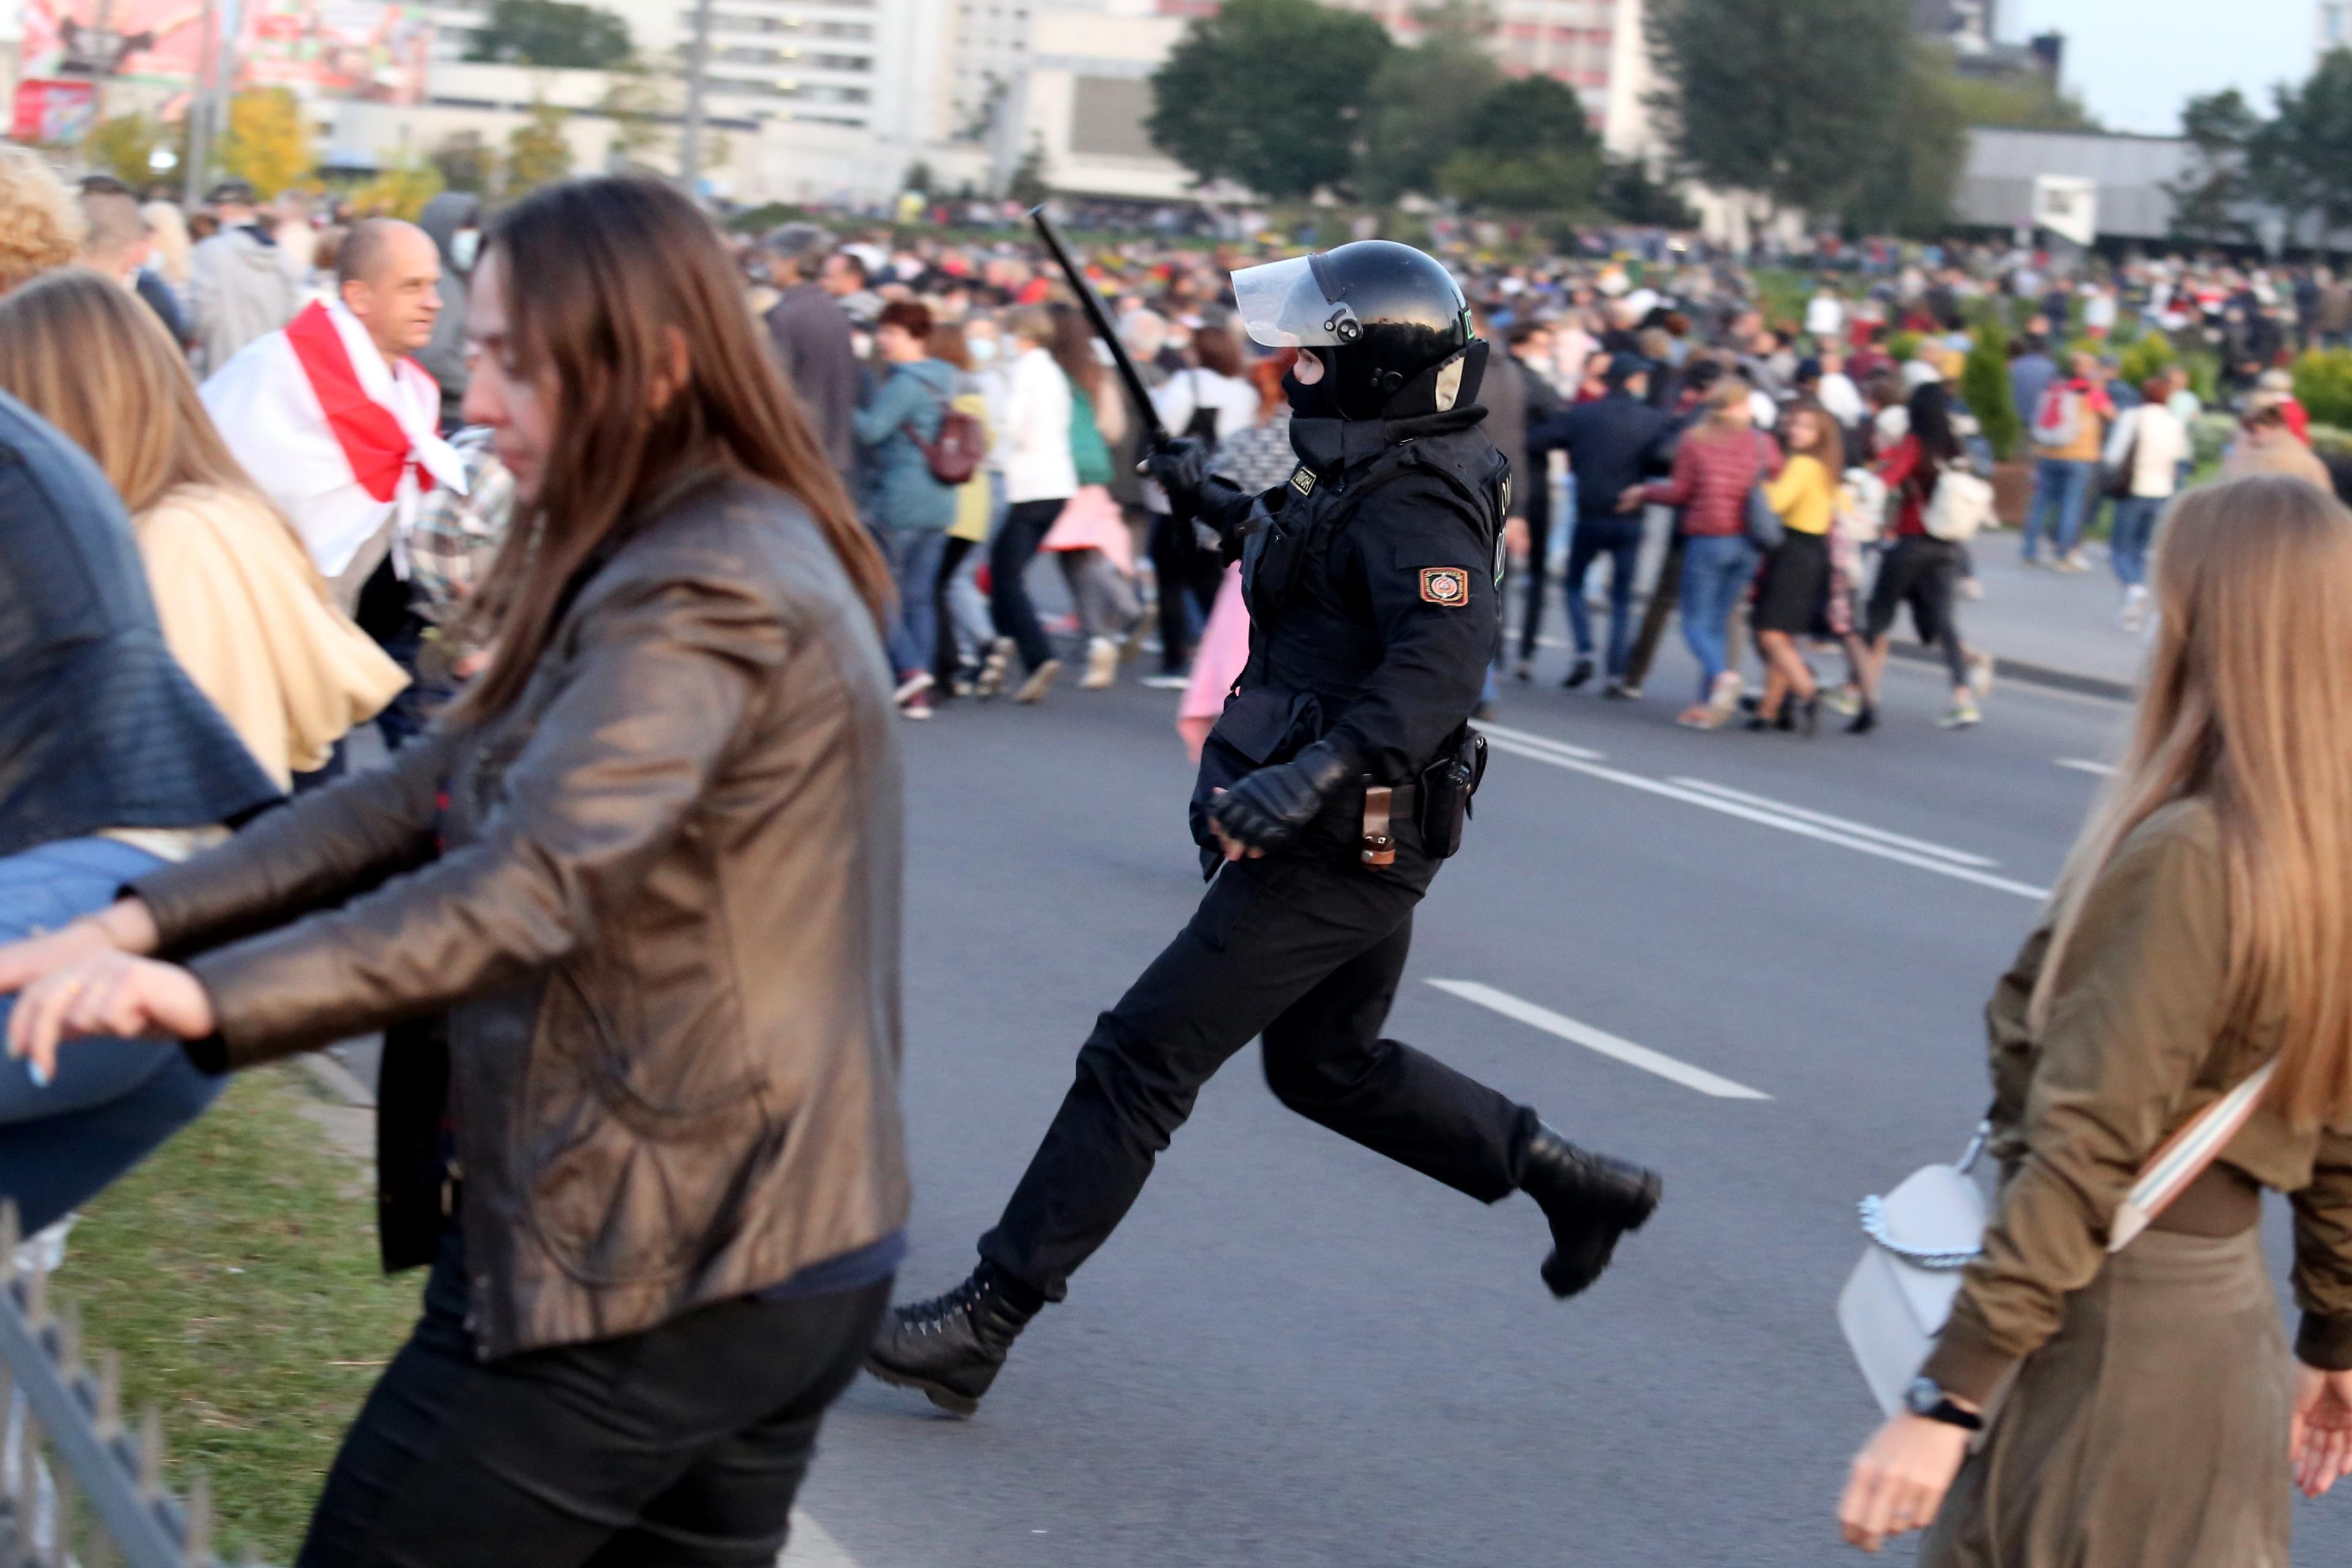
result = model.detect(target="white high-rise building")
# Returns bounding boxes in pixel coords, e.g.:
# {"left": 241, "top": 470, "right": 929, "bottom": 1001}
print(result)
{"left": 2324, "top": 0, "right": 2351, "bottom": 56}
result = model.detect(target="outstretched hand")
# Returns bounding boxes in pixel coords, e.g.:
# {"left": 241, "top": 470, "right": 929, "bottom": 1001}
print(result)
{"left": 6, "top": 952, "right": 215, "bottom": 1086}
{"left": 1837, "top": 1411, "right": 1970, "bottom": 1553}
{"left": 2294, "top": 1364, "right": 2352, "bottom": 1499}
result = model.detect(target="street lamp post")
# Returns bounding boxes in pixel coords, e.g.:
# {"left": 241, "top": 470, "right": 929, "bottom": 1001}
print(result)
{"left": 183, "top": 0, "right": 218, "bottom": 207}
{"left": 678, "top": 0, "right": 715, "bottom": 199}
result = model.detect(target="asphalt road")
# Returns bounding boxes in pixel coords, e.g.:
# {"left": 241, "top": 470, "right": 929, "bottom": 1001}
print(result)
{"left": 773, "top": 623, "right": 2352, "bottom": 1568}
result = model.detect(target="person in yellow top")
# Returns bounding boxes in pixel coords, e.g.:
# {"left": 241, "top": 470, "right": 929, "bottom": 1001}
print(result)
{"left": 1747, "top": 401, "right": 1842, "bottom": 734}
{"left": 929, "top": 318, "right": 998, "bottom": 696}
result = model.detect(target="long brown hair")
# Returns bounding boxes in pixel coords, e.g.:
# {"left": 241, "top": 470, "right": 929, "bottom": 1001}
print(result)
{"left": 2032, "top": 475, "right": 2352, "bottom": 1129}
{"left": 1781, "top": 398, "right": 1844, "bottom": 475}
{"left": 459, "top": 178, "right": 888, "bottom": 719}
{"left": 0, "top": 266, "right": 279, "bottom": 519}
{"left": 1046, "top": 301, "right": 1105, "bottom": 405}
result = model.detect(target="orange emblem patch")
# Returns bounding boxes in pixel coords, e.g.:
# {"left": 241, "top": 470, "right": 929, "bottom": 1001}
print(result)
{"left": 1419, "top": 567, "right": 1469, "bottom": 606}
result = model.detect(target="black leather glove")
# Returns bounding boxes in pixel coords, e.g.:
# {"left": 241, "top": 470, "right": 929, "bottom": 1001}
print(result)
{"left": 1141, "top": 437, "right": 1213, "bottom": 512}
{"left": 1210, "top": 741, "right": 1358, "bottom": 855}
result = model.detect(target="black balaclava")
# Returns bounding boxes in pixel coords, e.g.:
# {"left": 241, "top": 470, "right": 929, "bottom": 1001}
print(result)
{"left": 1283, "top": 350, "right": 1342, "bottom": 421}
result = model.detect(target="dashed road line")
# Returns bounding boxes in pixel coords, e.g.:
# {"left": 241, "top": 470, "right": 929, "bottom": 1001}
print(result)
{"left": 1428, "top": 979, "right": 1771, "bottom": 1101}
{"left": 782, "top": 1512, "right": 862, "bottom": 1567}
{"left": 1665, "top": 778, "right": 1999, "bottom": 868}
{"left": 2056, "top": 758, "right": 2116, "bottom": 777}
{"left": 1474, "top": 721, "right": 2049, "bottom": 900}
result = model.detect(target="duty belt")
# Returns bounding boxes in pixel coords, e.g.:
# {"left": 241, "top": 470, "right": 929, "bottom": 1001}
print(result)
{"left": 1354, "top": 780, "right": 1415, "bottom": 869}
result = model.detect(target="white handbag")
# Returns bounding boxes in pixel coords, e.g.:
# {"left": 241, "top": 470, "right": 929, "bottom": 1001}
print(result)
{"left": 1839, "top": 1061, "right": 2278, "bottom": 1415}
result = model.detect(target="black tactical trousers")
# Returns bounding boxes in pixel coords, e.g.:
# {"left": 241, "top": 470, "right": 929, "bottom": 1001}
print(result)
{"left": 980, "top": 840, "right": 1534, "bottom": 1300}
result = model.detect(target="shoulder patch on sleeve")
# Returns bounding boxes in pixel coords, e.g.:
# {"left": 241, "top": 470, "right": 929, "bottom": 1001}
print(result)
{"left": 1419, "top": 566, "right": 1471, "bottom": 606}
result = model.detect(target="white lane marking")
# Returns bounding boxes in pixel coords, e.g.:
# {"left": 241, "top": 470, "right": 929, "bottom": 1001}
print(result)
{"left": 1477, "top": 730, "right": 2049, "bottom": 901}
{"left": 1473, "top": 718, "right": 1605, "bottom": 761}
{"left": 2056, "top": 758, "right": 2116, "bottom": 777}
{"left": 1665, "top": 778, "right": 1999, "bottom": 869}
{"left": 1430, "top": 979, "right": 1771, "bottom": 1100}
{"left": 781, "top": 1512, "right": 863, "bottom": 1567}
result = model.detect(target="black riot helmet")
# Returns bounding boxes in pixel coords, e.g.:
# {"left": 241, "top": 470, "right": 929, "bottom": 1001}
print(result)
{"left": 1231, "top": 241, "right": 1482, "bottom": 421}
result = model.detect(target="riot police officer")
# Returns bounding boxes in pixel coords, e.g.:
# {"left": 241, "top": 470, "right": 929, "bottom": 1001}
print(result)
{"left": 867, "top": 241, "right": 1662, "bottom": 1417}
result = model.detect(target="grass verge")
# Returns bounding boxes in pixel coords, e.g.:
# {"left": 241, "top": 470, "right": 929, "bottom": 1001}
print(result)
{"left": 61, "top": 1064, "right": 415, "bottom": 1562}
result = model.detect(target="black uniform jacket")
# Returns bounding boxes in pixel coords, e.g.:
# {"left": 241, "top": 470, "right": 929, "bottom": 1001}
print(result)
{"left": 1186, "top": 407, "right": 1507, "bottom": 857}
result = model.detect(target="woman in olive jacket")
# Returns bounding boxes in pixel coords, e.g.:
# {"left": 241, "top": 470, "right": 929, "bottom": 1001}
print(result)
{"left": 0, "top": 178, "right": 907, "bottom": 1567}
{"left": 1839, "top": 475, "right": 2352, "bottom": 1563}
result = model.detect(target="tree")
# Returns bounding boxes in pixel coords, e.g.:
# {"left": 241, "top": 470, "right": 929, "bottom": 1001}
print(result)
{"left": 349, "top": 153, "right": 445, "bottom": 221}
{"left": 1596, "top": 157, "right": 1698, "bottom": 227}
{"left": 505, "top": 101, "right": 575, "bottom": 194}
{"left": 1645, "top": 0, "right": 1915, "bottom": 225}
{"left": 2252, "top": 50, "right": 2352, "bottom": 255}
{"left": 87, "top": 113, "right": 168, "bottom": 187}
{"left": 597, "top": 55, "right": 676, "bottom": 167}
{"left": 1148, "top": 0, "right": 1393, "bottom": 200}
{"left": 466, "top": 0, "right": 632, "bottom": 69}
{"left": 2165, "top": 89, "right": 2259, "bottom": 246}
{"left": 1360, "top": 1, "right": 1504, "bottom": 203}
{"left": 1961, "top": 322, "right": 2021, "bottom": 461}
{"left": 1437, "top": 75, "right": 1604, "bottom": 213}
{"left": 219, "top": 88, "right": 313, "bottom": 200}
{"left": 431, "top": 131, "right": 496, "bottom": 194}
{"left": 1940, "top": 67, "right": 2100, "bottom": 132}
{"left": 1006, "top": 141, "right": 1050, "bottom": 207}
{"left": 1843, "top": 48, "right": 1969, "bottom": 236}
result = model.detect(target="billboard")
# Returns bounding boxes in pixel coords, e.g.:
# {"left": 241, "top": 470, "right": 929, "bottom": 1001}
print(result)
{"left": 10, "top": 79, "right": 99, "bottom": 143}
{"left": 17, "top": 0, "right": 432, "bottom": 105}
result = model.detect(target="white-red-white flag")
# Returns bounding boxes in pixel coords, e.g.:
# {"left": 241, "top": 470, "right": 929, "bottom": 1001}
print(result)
{"left": 200, "top": 299, "right": 467, "bottom": 578}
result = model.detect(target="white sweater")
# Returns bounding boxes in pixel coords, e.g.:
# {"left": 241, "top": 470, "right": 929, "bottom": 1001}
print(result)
{"left": 997, "top": 346, "right": 1077, "bottom": 503}
{"left": 2103, "top": 403, "right": 2189, "bottom": 499}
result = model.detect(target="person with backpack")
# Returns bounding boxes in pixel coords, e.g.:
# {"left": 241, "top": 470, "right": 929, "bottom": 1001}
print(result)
{"left": 2021, "top": 349, "right": 2113, "bottom": 571}
{"left": 1860, "top": 382, "right": 1985, "bottom": 731}
{"left": 855, "top": 299, "right": 965, "bottom": 718}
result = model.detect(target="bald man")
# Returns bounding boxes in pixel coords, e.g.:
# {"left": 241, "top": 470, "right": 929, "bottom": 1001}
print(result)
{"left": 202, "top": 216, "right": 464, "bottom": 619}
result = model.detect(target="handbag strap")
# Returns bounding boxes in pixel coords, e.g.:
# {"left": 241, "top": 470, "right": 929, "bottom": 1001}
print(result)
{"left": 2108, "top": 1059, "right": 2277, "bottom": 1253}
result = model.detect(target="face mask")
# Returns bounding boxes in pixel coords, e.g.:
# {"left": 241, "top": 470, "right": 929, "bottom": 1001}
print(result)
{"left": 1283, "top": 353, "right": 1340, "bottom": 420}
{"left": 968, "top": 336, "right": 999, "bottom": 363}
{"left": 451, "top": 228, "right": 481, "bottom": 271}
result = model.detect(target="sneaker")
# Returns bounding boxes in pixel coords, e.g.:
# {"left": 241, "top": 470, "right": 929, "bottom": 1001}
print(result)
{"left": 900, "top": 692, "right": 934, "bottom": 720}
{"left": 1602, "top": 678, "right": 1636, "bottom": 701}
{"left": 1140, "top": 672, "right": 1191, "bottom": 690}
{"left": 894, "top": 670, "right": 935, "bottom": 706}
{"left": 2120, "top": 584, "right": 2149, "bottom": 632}
{"left": 1013, "top": 658, "right": 1061, "bottom": 704}
{"left": 1513, "top": 658, "right": 1536, "bottom": 684}
{"left": 1706, "top": 669, "right": 1743, "bottom": 720}
{"left": 2062, "top": 549, "right": 2092, "bottom": 572}
{"left": 1562, "top": 656, "right": 1595, "bottom": 690}
{"left": 975, "top": 638, "right": 1015, "bottom": 699}
{"left": 1080, "top": 636, "right": 1118, "bottom": 690}
{"left": 1823, "top": 685, "right": 1862, "bottom": 718}
{"left": 1958, "top": 576, "right": 1985, "bottom": 601}
{"left": 1937, "top": 696, "right": 1982, "bottom": 729}
{"left": 1966, "top": 650, "right": 1996, "bottom": 699}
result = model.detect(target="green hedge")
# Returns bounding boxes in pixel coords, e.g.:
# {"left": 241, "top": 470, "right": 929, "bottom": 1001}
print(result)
{"left": 2293, "top": 349, "right": 2352, "bottom": 430}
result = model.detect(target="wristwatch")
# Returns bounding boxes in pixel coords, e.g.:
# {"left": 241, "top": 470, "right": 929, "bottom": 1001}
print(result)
{"left": 1904, "top": 1376, "right": 1984, "bottom": 1431}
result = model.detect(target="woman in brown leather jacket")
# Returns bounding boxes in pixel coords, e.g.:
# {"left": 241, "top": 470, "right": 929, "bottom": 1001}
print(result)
{"left": 1840, "top": 475, "right": 2352, "bottom": 1562}
{"left": 0, "top": 178, "right": 905, "bottom": 1567}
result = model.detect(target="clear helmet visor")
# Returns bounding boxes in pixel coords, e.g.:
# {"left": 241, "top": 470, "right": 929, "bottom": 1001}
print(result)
{"left": 1229, "top": 255, "right": 1362, "bottom": 349}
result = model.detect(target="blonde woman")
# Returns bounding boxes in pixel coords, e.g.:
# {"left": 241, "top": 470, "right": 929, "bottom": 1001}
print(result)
{"left": 140, "top": 198, "right": 194, "bottom": 300}
{"left": 0, "top": 269, "right": 405, "bottom": 787}
{"left": 0, "top": 147, "right": 82, "bottom": 294}
{"left": 1839, "top": 474, "right": 2352, "bottom": 1562}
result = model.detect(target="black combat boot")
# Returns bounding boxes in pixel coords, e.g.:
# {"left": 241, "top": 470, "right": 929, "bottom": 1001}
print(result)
{"left": 1517, "top": 1123, "right": 1662, "bottom": 1299}
{"left": 865, "top": 1262, "right": 1043, "bottom": 1417}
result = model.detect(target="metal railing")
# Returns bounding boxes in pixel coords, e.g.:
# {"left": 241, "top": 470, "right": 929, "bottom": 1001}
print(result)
{"left": 0, "top": 1202, "right": 250, "bottom": 1568}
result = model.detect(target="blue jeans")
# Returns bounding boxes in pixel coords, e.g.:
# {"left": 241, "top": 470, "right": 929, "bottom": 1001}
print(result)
{"left": 876, "top": 526, "right": 949, "bottom": 679}
{"left": 0, "top": 837, "right": 227, "bottom": 1232}
{"left": 2109, "top": 494, "right": 2165, "bottom": 587}
{"left": 2022, "top": 458, "right": 2097, "bottom": 561}
{"left": 1564, "top": 518, "right": 1643, "bottom": 676}
{"left": 1678, "top": 533, "right": 1758, "bottom": 701}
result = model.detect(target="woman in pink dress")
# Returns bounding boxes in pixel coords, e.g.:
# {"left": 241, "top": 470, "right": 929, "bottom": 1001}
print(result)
{"left": 1177, "top": 352, "right": 1294, "bottom": 758}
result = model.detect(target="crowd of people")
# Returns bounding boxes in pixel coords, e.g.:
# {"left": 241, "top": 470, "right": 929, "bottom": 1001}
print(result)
{"left": 7, "top": 141, "right": 2352, "bottom": 1566}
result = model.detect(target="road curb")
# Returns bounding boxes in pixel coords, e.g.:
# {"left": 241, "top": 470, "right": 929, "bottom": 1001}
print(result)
{"left": 296, "top": 1049, "right": 376, "bottom": 1109}
{"left": 1885, "top": 641, "right": 2135, "bottom": 702}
